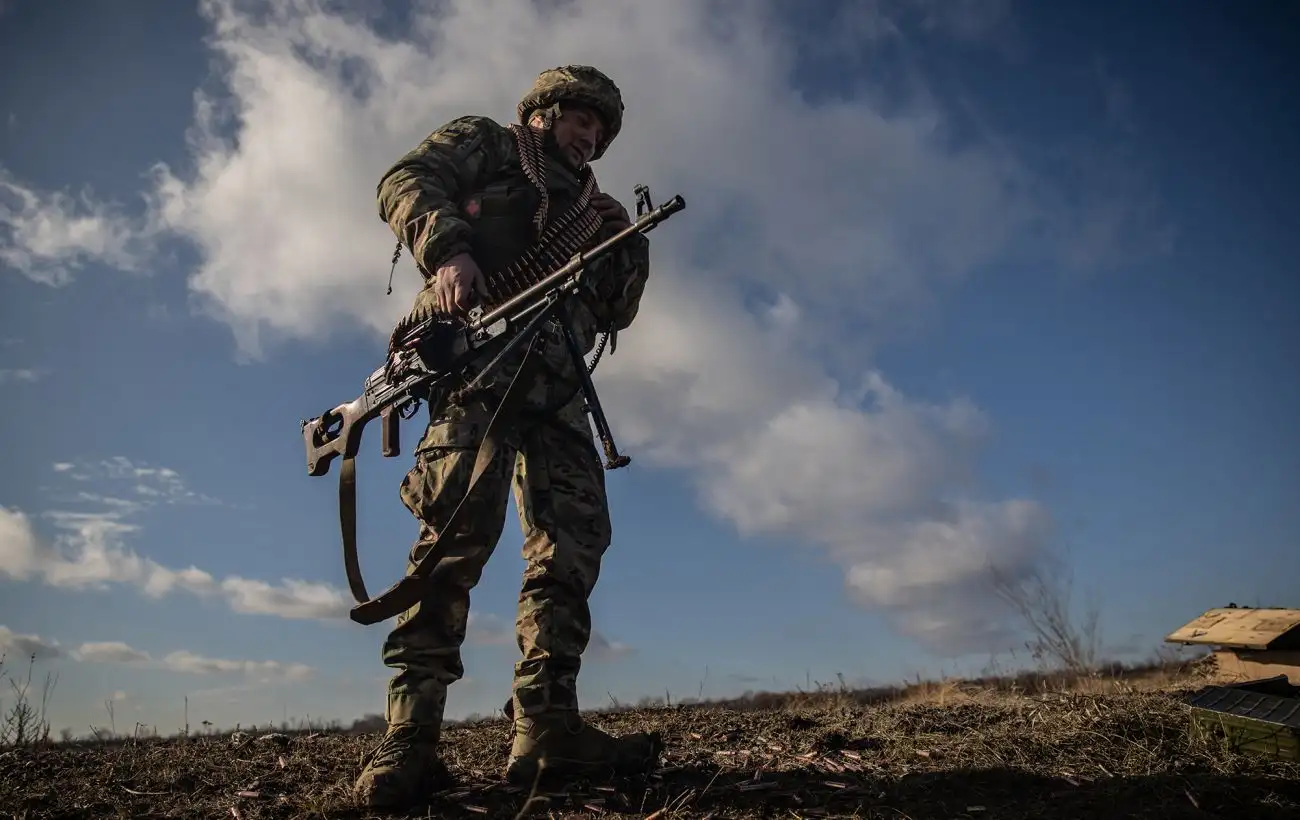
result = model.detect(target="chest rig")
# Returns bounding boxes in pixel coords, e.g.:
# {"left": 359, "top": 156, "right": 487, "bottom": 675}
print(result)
{"left": 469, "top": 124, "right": 604, "bottom": 310}
{"left": 386, "top": 124, "right": 604, "bottom": 324}
{"left": 381, "top": 124, "right": 618, "bottom": 424}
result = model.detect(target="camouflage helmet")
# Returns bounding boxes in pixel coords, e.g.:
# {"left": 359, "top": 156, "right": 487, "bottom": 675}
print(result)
{"left": 517, "top": 65, "right": 624, "bottom": 160}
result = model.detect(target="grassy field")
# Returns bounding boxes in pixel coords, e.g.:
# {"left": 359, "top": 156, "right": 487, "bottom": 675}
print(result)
{"left": 3, "top": 661, "right": 1298, "bottom": 819}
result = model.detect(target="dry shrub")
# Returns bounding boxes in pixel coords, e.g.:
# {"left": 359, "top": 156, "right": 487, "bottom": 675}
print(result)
{"left": 990, "top": 557, "right": 1104, "bottom": 676}
{"left": 0, "top": 653, "right": 57, "bottom": 748}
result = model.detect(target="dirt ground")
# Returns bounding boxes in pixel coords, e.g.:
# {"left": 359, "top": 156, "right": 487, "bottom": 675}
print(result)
{"left": 3, "top": 679, "right": 1298, "bottom": 819}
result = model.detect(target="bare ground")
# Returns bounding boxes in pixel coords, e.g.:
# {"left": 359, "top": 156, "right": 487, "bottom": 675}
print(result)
{"left": 3, "top": 677, "right": 1298, "bottom": 820}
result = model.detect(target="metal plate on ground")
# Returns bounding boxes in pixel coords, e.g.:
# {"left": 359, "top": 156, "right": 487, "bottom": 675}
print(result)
{"left": 1185, "top": 681, "right": 1300, "bottom": 761}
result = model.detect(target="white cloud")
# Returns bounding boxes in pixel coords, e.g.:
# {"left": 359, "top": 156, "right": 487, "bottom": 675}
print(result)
{"left": 0, "top": 1, "right": 1171, "bottom": 651}
{"left": 0, "top": 504, "right": 41, "bottom": 580}
{"left": 587, "top": 630, "right": 634, "bottom": 660}
{"left": 0, "top": 505, "right": 348, "bottom": 621}
{"left": 71, "top": 493, "right": 144, "bottom": 515}
{"left": 0, "top": 627, "right": 314, "bottom": 684}
{"left": 0, "top": 167, "right": 161, "bottom": 287}
{"left": 0, "top": 1, "right": 1164, "bottom": 346}
{"left": 32, "top": 511, "right": 149, "bottom": 590}
{"left": 72, "top": 639, "right": 313, "bottom": 682}
{"left": 217, "top": 576, "right": 348, "bottom": 620}
{"left": 0, "top": 459, "right": 268, "bottom": 606}
{"left": 159, "top": 650, "right": 314, "bottom": 682}
{"left": 0, "top": 625, "right": 62, "bottom": 660}
{"left": 594, "top": 283, "right": 1042, "bottom": 640}
{"left": 73, "top": 641, "right": 151, "bottom": 664}
{"left": 47, "top": 457, "right": 218, "bottom": 505}
{"left": 0, "top": 368, "right": 46, "bottom": 384}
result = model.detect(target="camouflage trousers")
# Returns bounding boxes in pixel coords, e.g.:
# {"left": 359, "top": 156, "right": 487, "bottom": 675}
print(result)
{"left": 380, "top": 319, "right": 612, "bottom": 729}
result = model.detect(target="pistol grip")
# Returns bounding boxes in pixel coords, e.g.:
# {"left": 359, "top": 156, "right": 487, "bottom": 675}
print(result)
{"left": 380, "top": 407, "right": 400, "bottom": 457}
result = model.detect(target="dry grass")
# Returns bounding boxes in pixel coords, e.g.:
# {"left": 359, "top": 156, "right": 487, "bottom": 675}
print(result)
{"left": 3, "top": 661, "right": 1298, "bottom": 819}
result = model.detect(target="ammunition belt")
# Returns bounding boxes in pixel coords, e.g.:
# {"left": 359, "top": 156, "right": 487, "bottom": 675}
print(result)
{"left": 479, "top": 124, "right": 603, "bottom": 310}
{"left": 386, "top": 123, "right": 605, "bottom": 355}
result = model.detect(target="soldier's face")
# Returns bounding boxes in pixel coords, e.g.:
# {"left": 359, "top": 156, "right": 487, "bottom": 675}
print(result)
{"left": 552, "top": 105, "right": 606, "bottom": 166}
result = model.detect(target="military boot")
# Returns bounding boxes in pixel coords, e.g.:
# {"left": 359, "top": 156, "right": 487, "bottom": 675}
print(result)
{"left": 353, "top": 723, "right": 453, "bottom": 809}
{"left": 504, "top": 709, "right": 664, "bottom": 787}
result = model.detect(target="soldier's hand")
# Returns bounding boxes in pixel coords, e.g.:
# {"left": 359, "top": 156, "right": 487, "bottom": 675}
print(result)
{"left": 434, "top": 253, "right": 488, "bottom": 315}
{"left": 592, "top": 193, "right": 631, "bottom": 231}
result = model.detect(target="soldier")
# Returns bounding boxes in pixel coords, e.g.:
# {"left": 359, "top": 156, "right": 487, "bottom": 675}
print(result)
{"left": 353, "top": 66, "right": 664, "bottom": 809}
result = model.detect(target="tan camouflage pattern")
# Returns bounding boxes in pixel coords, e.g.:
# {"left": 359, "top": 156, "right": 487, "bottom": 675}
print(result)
{"left": 375, "top": 111, "right": 648, "bottom": 729}
{"left": 517, "top": 65, "right": 625, "bottom": 160}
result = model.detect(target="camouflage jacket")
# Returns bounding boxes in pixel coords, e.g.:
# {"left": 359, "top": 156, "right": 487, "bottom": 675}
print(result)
{"left": 376, "top": 115, "right": 651, "bottom": 352}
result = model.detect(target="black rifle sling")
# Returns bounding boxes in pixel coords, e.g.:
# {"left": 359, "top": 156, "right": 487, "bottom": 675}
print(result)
{"left": 339, "top": 455, "right": 367, "bottom": 604}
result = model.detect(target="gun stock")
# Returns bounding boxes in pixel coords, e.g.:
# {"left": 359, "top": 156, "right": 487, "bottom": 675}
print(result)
{"left": 301, "top": 393, "right": 372, "bottom": 478}
{"left": 301, "top": 360, "right": 423, "bottom": 477}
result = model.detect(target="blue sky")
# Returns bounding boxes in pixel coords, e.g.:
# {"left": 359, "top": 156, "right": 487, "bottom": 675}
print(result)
{"left": 1, "top": 0, "right": 1296, "bottom": 737}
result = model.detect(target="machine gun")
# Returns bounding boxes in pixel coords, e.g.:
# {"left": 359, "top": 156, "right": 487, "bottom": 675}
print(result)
{"left": 300, "top": 186, "right": 686, "bottom": 625}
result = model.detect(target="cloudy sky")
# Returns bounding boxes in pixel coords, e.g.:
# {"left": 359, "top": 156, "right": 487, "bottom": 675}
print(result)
{"left": 1, "top": 0, "right": 1296, "bottom": 737}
